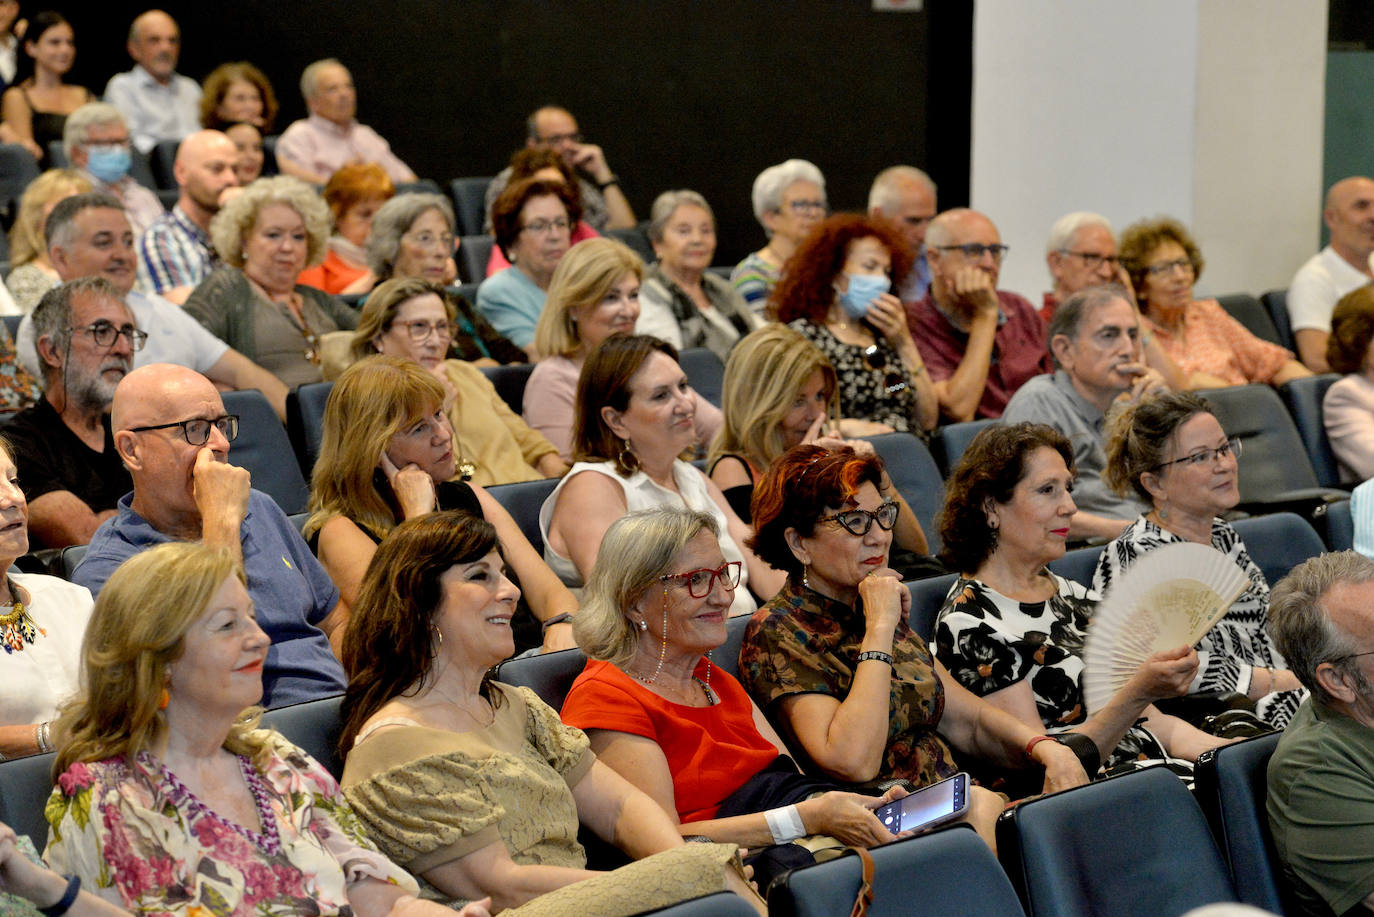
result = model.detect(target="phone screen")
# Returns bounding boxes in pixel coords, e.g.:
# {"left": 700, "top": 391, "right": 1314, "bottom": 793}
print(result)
{"left": 876, "top": 773, "right": 966, "bottom": 835}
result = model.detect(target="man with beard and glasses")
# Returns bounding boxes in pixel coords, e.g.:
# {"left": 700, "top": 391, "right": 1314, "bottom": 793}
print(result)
{"left": 3, "top": 277, "right": 141, "bottom": 549}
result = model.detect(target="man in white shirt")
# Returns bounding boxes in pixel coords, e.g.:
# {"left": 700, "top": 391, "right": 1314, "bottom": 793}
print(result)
{"left": 1288, "top": 176, "right": 1374, "bottom": 372}
{"left": 102, "top": 10, "right": 200, "bottom": 153}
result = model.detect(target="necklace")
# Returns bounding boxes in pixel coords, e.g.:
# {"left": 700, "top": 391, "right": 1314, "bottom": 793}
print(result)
{"left": 628, "top": 658, "right": 716, "bottom": 706}
{"left": 444, "top": 406, "right": 477, "bottom": 481}
{"left": 0, "top": 582, "right": 41, "bottom": 654}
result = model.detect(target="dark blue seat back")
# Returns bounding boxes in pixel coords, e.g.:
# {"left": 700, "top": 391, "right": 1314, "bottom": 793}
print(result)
{"left": 286, "top": 381, "right": 334, "bottom": 481}
{"left": 1199, "top": 385, "right": 1323, "bottom": 501}
{"left": 864, "top": 432, "right": 946, "bottom": 554}
{"left": 0, "top": 752, "right": 55, "bottom": 847}
{"left": 1046, "top": 544, "right": 1104, "bottom": 589}
{"left": 485, "top": 477, "right": 560, "bottom": 556}
{"left": 459, "top": 234, "right": 494, "bottom": 284}
{"left": 480, "top": 362, "right": 535, "bottom": 415}
{"left": 1231, "top": 512, "right": 1326, "bottom": 589}
{"left": 606, "top": 224, "right": 655, "bottom": 264}
{"left": 932, "top": 419, "right": 1001, "bottom": 477}
{"left": 1194, "top": 733, "right": 1289, "bottom": 913}
{"left": 1279, "top": 374, "right": 1343, "bottom": 488}
{"left": 221, "top": 389, "right": 310, "bottom": 515}
{"left": 717, "top": 613, "right": 750, "bottom": 681}
{"left": 908, "top": 572, "right": 959, "bottom": 643}
{"left": 494, "top": 646, "right": 587, "bottom": 712}
{"left": 0, "top": 143, "right": 39, "bottom": 226}
{"left": 1217, "top": 293, "right": 1282, "bottom": 345}
{"left": 1259, "top": 288, "right": 1295, "bottom": 351}
{"left": 449, "top": 176, "right": 493, "bottom": 236}
{"left": 678, "top": 347, "right": 725, "bottom": 408}
{"left": 1327, "top": 498, "right": 1353, "bottom": 551}
{"left": 260, "top": 694, "right": 346, "bottom": 780}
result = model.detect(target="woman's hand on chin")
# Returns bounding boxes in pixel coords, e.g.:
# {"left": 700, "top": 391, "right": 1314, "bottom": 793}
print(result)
{"left": 857, "top": 568, "right": 907, "bottom": 633}
{"left": 381, "top": 452, "right": 437, "bottom": 519}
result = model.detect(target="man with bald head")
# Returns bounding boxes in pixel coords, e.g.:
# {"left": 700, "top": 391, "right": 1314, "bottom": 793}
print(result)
{"left": 73, "top": 364, "right": 346, "bottom": 707}
{"left": 1287, "top": 176, "right": 1374, "bottom": 372}
{"left": 906, "top": 208, "right": 1051, "bottom": 421}
{"left": 136, "top": 130, "right": 239, "bottom": 301}
{"left": 102, "top": 10, "right": 201, "bottom": 153}
{"left": 869, "top": 165, "right": 937, "bottom": 302}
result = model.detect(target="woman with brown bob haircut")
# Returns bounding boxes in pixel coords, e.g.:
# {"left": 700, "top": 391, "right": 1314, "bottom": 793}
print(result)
{"left": 1323, "top": 285, "right": 1374, "bottom": 482}
{"left": 199, "top": 61, "right": 278, "bottom": 131}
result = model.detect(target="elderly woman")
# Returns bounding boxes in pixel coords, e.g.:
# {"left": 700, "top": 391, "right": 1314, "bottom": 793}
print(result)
{"left": 739, "top": 444, "right": 1087, "bottom": 844}
{"left": 199, "top": 61, "right": 278, "bottom": 132}
{"left": 225, "top": 122, "right": 264, "bottom": 185}
{"left": 1095, "top": 391, "right": 1305, "bottom": 729}
{"left": 487, "top": 147, "right": 600, "bottom": 277}
{"left": 339, "top": 511, "right": 762, "bottom": 916}
{"left": 5, "top": 167, "right": 91, "bottom": 312}
{"left": 296, "top": 162, "right": 395, "bottom": 295}
{"left": 563, "top": 507, "right": 911, "bottom": 882}
{"left": 1119, "top": 217, "right": 1310, "bottom": 389}
{"left": 1322, "top": 286, "right": 1374, "bottom": 483}
{"left": 730, "top": 159, "right": 827, "bottom": 315}
{"left": 43, "top": 541, "right": 492, "bottom": 917}
{"left": 637, "top": 190, "right": 758, "bottom": 362}
{"left": 184, "top": 176, "right": 358, "bottom": 387}
{"left": 774, "top": 213, "right": 937, "bottom": 435}
{"left": 478, "top": 177, "right": 578, "bottom": 352}
{"left": 542, "top": 334, "right": 783, "bottom": 618}
{"left": 0, "top": 12, "right": 92, "bottom": 165}
{"left": 526, "top": 238, "right": 722, "bottom": 461}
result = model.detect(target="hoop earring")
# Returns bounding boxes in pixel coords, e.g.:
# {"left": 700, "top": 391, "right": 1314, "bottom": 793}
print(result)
{"left": 433, "top": 626, "right": 444, "bottom": 647}
{"left": 618, "top": 437, "right": 640, "bottom": 475}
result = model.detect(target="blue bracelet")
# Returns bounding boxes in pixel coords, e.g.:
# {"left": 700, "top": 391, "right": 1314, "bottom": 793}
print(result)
{"left": 40, "top": 874, "right": 80, "bottom": 917}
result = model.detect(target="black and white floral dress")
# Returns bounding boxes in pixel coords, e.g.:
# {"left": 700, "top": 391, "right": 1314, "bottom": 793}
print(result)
{"left": 788, "top": 318, "right": 921, "bottom": 435}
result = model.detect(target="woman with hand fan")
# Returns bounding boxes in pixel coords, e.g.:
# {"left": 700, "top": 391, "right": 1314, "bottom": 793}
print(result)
{"left": 1094, "top": 391, "right": 1305, "bottom": 729}
{"left": 932, "top": 422, "right": 1228, "bottom": 780}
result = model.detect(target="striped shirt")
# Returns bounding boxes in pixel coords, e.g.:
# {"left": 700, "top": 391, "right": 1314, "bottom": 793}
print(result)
{"left": 136, "top": 204, "right": 215, "bottom": 294}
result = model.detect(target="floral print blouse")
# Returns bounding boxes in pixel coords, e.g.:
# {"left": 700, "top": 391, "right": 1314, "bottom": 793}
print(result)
{"left": 788, "top": 318, "right": 922, "bottom": 435}
{"left": 44, "top": 730, "right": 417, "bottom": 916}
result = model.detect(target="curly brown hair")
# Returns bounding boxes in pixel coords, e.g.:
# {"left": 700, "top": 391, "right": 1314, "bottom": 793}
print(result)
{"left": 1117, "top": 217, "right": 1205, "bottom": 307}
{"left": 769, "top": 213, "right": 912, "bottom": 324}
{"left": 1327, "top": 286, "right": 1374, "bottom": 375}
{"left": 491, "top": 177, "right": 582, "bottom": 261}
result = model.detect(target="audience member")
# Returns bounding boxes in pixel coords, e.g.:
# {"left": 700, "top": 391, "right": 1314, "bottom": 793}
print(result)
{"left": 7, "top": 277, "right": 137, "bottom": 548}
{"left": 906, "top": 208, "right": 1051, "bottom": 421}
{"left": 223, "top": 120, "right": 264, "bottom": 185}
{"left": 774, "top": 213, "right": 937, "bottom": 434}
{"left": 478, "top": 177, "right": 577, "bottom": 351}
{"left": 1042, "top": 211, "right": 1123, "bottom": 322}
{"left": 868, "top": 165, "right": 937, "bottom": 303}
{"left": 1323, "top": 286, "right": 1374, "bottom": 482}
{"left": 276, "top": 58, "right": 415, "bottom": 186}
{"left": 1119, "top": 216, "right": 1310, "bottom": 389}
{"left": 0, "top": 434, "right": 94, "bottom": 759}
{"left": 74, "top": 362, "right": 346, "bottom": 706}
{"left": 0, "top": 1, "right": 20, "bottom": 92}
{"left": 1266, "top": 551, "right": 1374, "bottom": 917}
{"left": 4, "top": 166, "right": 90, "bottom": 312}
{"left": 1288, "top": 176, "right": 1374, "bottom": 372}
{"left": 364, "top": 191, "right": 456, "bottom": 288}
{"left": 0, "top": 319, "right": 39, "bottom": 411}
{"left": 184, "top": 176, "right": 358, "bottom": 388}
{"left": 0, "top": 11, "right": 90, "bottom": 165}
{"left": 102, "top": 10, "right": 199, "bottom": 152}
{"left": 541, "top": 334, "right": 783, "bottom": 617}
{"left": 61, "top": 102, "right": 163, "bottom": 235}
{"left": 1002, "top": 285, "right": 1164, "bottom": 538}
{"left": 483, "top": 104, "right": 635, "bottom": 233}
{"left": 296, "top": 161, "right": 394, "bottom": 295}
{"left": 526, "top": 237, "right": 722, "bottom": 460}
{"left": 16, "top": 192, "right": 290, "bottom": 419}
{"left": 135, "top": 129, "right": 239, "bottom": 302}
{"left": 198, "top": 60, "right": 277, "bottom": 132}
{"left": 731, "top": 158, "right": 826, "bottom": 314}
{"left": 484, "top": 146, "right": 600, "bottom": 275}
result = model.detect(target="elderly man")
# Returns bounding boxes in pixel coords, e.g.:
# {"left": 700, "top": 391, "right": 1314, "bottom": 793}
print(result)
{"left": 1267, "top": 551, "right": 1374, "bottom": 917}
{"left": 1003, "top": 285, "right": 1166, "bottom": 539}
{"left": 1288, "top": 176, "right": 1374, "bottom": 372}
{"left": 62, "top": 103, "right": 163, "bottom": 235}
{"left": 483, "top": 105, "right": 635, "bottom": 232}
{"left": 906, "top": 208, "right": 1051, "bottom": 421}
{"left": 136, "top": 129, "right": 238, "bottom": 301}
{"left": 3, "top": 278, "right": 137, "bottom": 549}
{"left": 102, "top": 10, "right": 200, "bottom": 153}
{"left": 1042, "top": 211, "right": 1123, "bottom": 323}
{"left": 16, "top": 193, "right": 288, "bottom": 418}
{"left": 73, "top": 363, "right": 346, "bottom": 707}
{"left": 275, "top": 58, "right": 415, "bottom": 186}
{"left": 869, "top": 165, "right": 937, "bottom": 303}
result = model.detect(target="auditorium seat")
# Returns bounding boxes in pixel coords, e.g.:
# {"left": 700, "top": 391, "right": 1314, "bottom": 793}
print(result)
{"left": 1279, "top": 373, "right": 1343, "bottom": 488}
{"left": 678, "top": 347, "right": 725, "bottom": 407}
{"left": 908, "top": 572, "right": 959, "bottom": 642}
{"left": 1216, "top": 293, "right": 1283, "bottom": 346}
{"left": 260, "top": 135, "right": 280, "bottom": 176}
{"left": 394, "top": 179, "right": 442, "bottom": 197}
{"left": 458, "top": 234, "right": 494, "bottom": 284}
{"left": 1, "top": 314, "right": 19, "bottom": 340}
{"left": 1046, "top": 543, "right": 1104, "bottom": 588}
{"left": 1231, "top": 512, "right": 1326, "bottom": 588}
{"left": 1259, "top": 288, "right": 1295, "bottom": 351}
{"left": 59, "top": 543, "right": 86, "bottom": 581}
{"left": 481, "top": 362, "right": 534, "bottom": 414}
{"left": 1327, "top": 498, "right": 1353, "bottom": 551}
{"left": 150, "top": 137, "right": 180, "bottom": 190}
{"left": 449, "top": 176, "right": 493, "bottom": 236}
{"left": 932, "top": 419, "right": 1000, "bottom": 477}
{"left": 717, "top": 613, "right": 750, "bottom": 680}
{"left": 486, "top": 477, "right": 559, "bottom": 556}
{"left": 286, "top": 381, "right": 333, "bottom": 479}
{"left": 260, "top": 693, "right": 346, "bottom": 780}
{"left": 0, "top": 751, "right": 55, "bottom": 847}
{"left": 221, "top": 389, "right": 311, "bottom": 515}
{"left": 493, "top": 645, "right": 586, "bottom": 711}
{"left": 452, "top": 282, "right": 479, "bottom": 306}
{"left": 863, "top": 432, "right": 946, "bottom": 554}
{"left": 606, "top": 224, "right": 655, "bottom": 264}
{"left": 0, "top": 143, "right": 39, "bottom": 228}
{"left": 639, "top": 892, "right": 761, "bottom": 916}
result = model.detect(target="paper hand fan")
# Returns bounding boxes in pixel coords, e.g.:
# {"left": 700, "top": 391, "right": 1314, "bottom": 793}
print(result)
{"left": 1082, "top": 541, "right": 1248, "bottom": 714}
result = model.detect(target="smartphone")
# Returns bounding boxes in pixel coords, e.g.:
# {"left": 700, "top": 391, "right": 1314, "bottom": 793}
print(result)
{"left": 873, "top": 772, "right": 969, "bottom": 837}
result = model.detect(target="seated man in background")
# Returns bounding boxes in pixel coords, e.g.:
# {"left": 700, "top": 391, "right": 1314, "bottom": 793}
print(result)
{"left": 75, "top": 363, "right": 346, "bottom": 708}
{"left": 276, "top": 58, "right": 416, "bottom": 186}
{"left": 62, "top": 103, "right": 164, "bottom": 235}
{"left": 102, "top": 10, "right": 200, "bottom": 153}
{"left": 1288, "top": 176, "right": 1374, "bottom": 372}
{"left": 868, "top": 165, "right": 937, "bottom": 303}
{"left": 1042, "top": 210, "right": 1123, "bottom": 322}
{"left": 5, "top": 277, "right": 136, "bottom": 549}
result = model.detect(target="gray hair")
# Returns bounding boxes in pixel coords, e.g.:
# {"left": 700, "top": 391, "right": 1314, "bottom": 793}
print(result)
{"left": 646, "top": 190, "right": 714, "bottom": 244}
{"left": 575, "top": 507, "right": 720, "bottom": 668}
{"left": 45, "top": 191, "right": 125, "bottom": 254}
{"left": 365, "top": 193, "right": 455, "bottom": 279}
{"left": 1269, "top": 551, "right": 1374, "bottom": 704}
{"left": 1047, "top": 283, "right": 1133, "bottom": 358}
{"left": 62, "top": 103, "right": 127, "bottom": 162}
{"left": 208, "top": 176, "right": 332, "bottom": 268}
{"left": 751, "top": 159, "right": 825, "bottom": 230}
{"left": 868, "top": 165, "right": 937, "bottom": 214}
{"left": 300, "top": 58, "right": 345, "bottom": 102}
{"left": 31, "top": 277, "right": 128, "bottom": 380}
{"left": 1046, "top": 211, "right": 1113, "bottom": 257}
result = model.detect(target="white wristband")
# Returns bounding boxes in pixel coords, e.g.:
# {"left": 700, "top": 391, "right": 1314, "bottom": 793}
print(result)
{"left": 764, "top": 804, "right": 806, "bottom": 844}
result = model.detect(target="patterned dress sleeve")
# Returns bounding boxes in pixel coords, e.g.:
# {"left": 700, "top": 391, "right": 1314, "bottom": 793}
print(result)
{"left": 516, "top": 685, "right": 595, "bottom": 786}
{"left": 739, "top": 607, "right": 840, "bottom": 710}
{"left": 41, "top": 763, "right": 124, "bottom": 909}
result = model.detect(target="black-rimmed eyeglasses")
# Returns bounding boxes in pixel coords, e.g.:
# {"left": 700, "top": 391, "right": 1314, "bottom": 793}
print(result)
{"left": 70, "top": 321, "right": 147, "bottom": 351}
{"left": 819, "top": 501, "right": 899, "bottom": 536}
{"left": 126, "top": 415, "right": 239, "bottom": 446}
{"left": 660, "top": 561, "right": 742, "bottom": 598}
{"left": 1151, "top": 436, "right": 1241, "bottom": 472}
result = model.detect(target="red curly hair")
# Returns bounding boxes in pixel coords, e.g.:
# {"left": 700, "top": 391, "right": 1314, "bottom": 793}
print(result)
{"left": 769, "top": 213, "right": 913, "bottom": 324}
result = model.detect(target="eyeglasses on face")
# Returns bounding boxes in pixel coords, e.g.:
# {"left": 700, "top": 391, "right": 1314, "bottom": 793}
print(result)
{"left": 785, "top": 199, "right": 827, "bottom": 215}
{"left": 396, "top": 319, "right": 455, "bottom": 343}
{"left": 126, "top": 414, "right": 239, "bottom": 446}
{"left": 71, "top": 321, "right": 148, "bottom": 351}
{"left": 521, "top": 217, "right": 572, "bottom": 236}
{"left": 1144, "top": 257, "right": 1194, "bottom": 278}
{"left": 819, "top": 501, "right": 900, "bottom": 536}
{"left": 660, "top": 561, "right": 742, "bottom": 598}
{"left": 1062, "top": 250, "right": 1120, "bottom": 269}
{"left": 403, "top": 230, "right": 455, "bottom": 252}
{"left": 539, "top": 131, "right": 583, "bottom": 145}
{"left": 934, "top": 243, "right": 1009, "bottom": 263}
{"left": 1152, "top": 436, "right": 1241, "bottom": 471}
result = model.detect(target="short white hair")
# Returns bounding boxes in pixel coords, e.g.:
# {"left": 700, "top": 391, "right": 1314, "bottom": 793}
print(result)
{"left": 751, "top": 159, "right": 825, "bottom": 228}
{"left": 1046, "top": 211, "right": 1113, "bottom": 257}
{"left": 868, "top": 165, "right": 936, "bottom": 214}
{"left": 63, "top": 103, "right": 126, "bottom": 162}
{"left": 300, "top": 58, "right": 346, "bottom": 102}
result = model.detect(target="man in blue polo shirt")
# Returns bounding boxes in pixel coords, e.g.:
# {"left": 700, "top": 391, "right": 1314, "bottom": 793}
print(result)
{"left": 73, "top": 362, "right": 345, "bottom": 707}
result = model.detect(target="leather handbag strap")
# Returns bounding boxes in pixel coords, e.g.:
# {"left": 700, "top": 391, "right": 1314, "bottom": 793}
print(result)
{"left": 846, "top": 846, "right": 875, "bottom": 917}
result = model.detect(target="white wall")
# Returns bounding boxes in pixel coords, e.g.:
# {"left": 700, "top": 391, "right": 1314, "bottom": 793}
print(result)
{"left": 971, "top": 0, "right": 1327, "bottom": 302}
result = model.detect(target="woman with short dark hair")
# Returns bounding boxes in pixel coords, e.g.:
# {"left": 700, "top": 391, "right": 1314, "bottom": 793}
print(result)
{"left": 1322, "top": 285, "right": 1374, "bottom": 482}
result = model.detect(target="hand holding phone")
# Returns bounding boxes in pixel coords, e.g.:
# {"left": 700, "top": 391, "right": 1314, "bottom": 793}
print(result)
{"left": 872, "top": 772, "right": 969, "bottom": 837}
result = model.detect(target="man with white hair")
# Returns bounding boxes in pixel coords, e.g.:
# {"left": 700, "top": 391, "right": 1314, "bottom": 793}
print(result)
{"left": 62, "top": 102, "right": 164, "bottom": 235}
{"left": 868, "top": 165, "right": 937, "bottom": 302}
{"left": 1042, "top": 211, "right": 1123, "bottom": 322}
{"left": 102, "top": 10, "right": 200, "bottom": 152}
{"left": 275, "top": 58, "right": 415, "bottom": 186}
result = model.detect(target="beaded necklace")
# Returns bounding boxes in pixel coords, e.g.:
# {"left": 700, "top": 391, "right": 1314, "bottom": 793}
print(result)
{"left": 0, "top": 580, "right": 41, "bottom": 654}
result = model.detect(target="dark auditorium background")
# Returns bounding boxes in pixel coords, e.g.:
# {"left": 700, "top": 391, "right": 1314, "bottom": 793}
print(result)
{"left": 68, "top": 1, "right": 973, "bottom": 264}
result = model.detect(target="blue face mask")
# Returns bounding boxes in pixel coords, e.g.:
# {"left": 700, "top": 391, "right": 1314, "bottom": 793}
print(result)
{"left": 838, "top": 273, "right": 891, "bottom": 319}
{"left": 85, "top": 144, "right": 131, "bottom": 184}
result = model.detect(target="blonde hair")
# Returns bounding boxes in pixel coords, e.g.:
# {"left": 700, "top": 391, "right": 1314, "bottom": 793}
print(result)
{"left": 305, "top": 355, "right": 447, "bottom": 540}
{"left": 533, "top": 238, "right": 643, "bottom": 359}
{"left": 54, "top": 543, "right": 261, "bottom": 775}
{"left": 209, "top": 175, "right": 332, "bottom": 268}
{"left": 349, "top": 277, "right": 456, "bottom": 363}
{"left": 8, "top": 169, "right": 91, "bottom": 267}
{"left": 708, "top": 325, "right": 837, "bottom": 471}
